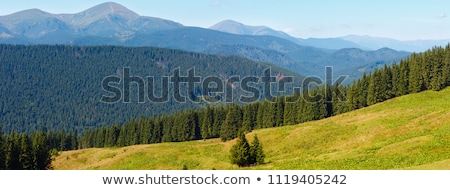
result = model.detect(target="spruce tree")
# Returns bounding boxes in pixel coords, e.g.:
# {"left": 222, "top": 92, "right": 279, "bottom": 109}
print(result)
{"left": 250, "top": 135, "right": 265, "bottom": 165}
{"left": 211, "top": 106, "right": 225, "bottom": 138}
{"left": 32, "top": 127, "right": 52, "bottom": 170}
{"left": 275, "top": 97, "right": 285, "bottom": 127}
{"left": 220, "top": 105, "right": 242, "bottom": 141}
{"left": 229, "top": 132, "right": 251, "bottom": 167}
{"left": 19, "top": 133, "right": 32, "bottom": 170}
{"left": 201, "top": 106, "right": 214, "bottom": 139}
{"left": 0, "top": 126, "right": 4, "bottom": 169}
{"left": 5, "top": 131, "right": 20, "bottom": 169}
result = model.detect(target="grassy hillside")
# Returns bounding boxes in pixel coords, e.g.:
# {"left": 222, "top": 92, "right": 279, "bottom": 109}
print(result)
{"left": 53, "top": 88, "right": 450, "bottom": 170}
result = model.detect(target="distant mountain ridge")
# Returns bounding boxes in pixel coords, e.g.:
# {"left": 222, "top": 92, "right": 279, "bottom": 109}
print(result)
{"left": 0, "top": 2, "right": 183, "bottom": 42}
{"left": 0, "top": 2, "right": 411, "bottom": 79}
{"left": 209, "top": 20, "right": 450, "bottom": 52}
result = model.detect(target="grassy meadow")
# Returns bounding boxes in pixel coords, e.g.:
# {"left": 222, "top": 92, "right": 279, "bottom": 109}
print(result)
{"left": 53, "top": 88, "right": 450, "bottom": 170}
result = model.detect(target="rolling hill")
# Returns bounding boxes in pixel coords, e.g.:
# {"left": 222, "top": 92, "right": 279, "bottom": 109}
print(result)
{"left": 52, "top": 87, "right": 450, "bottom": 170}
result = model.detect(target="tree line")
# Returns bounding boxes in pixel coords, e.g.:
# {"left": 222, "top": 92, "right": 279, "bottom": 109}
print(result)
{"left": 0, "top": 126, "right": 52, "bottom": 170}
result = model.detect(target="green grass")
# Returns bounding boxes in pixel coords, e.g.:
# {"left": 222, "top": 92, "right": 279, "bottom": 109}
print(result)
{"left": 53, "top": 88, "right": 450, "bottom": 170}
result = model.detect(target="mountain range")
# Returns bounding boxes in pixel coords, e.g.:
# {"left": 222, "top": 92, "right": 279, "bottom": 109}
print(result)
{"left": 209, "top": 19, "right": 450, "bottom": 53}
{"left": 0, "top": 2, "right": 440, "bottom": 79}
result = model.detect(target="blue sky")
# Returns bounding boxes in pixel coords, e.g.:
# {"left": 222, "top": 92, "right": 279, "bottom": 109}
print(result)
{"left": 0, "top": 0, "right": 449, "bottom": 40}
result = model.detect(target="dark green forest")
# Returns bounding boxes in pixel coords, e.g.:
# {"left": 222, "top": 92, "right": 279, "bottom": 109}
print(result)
{"left": 0, "top": 44, "right": 303, "bottom": 133}
{"left": 0, "top": 126, "right": 52, "bottom": 170}
{"left": 1, "top": 44, "right": 449, "bottom": 169}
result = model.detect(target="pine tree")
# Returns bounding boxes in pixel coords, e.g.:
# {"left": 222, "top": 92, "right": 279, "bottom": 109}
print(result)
{"left": 0, "top": 126, "right": 4, "bottom": 169}
{"left": 398, "top": 60, "right": 410, "bottom": 96}
{"left": 255, "top": 102, "right": 265, "bottom": 129}
{"left": 211, "top": 106, "right": 225, "bottom": 138}
{"left": 201, "top": 106, "right": 214, "bottom": 139}
{"left": 250, "top": 135, "right": 265, "bottom": 165}
{"left": 275, "top": 97, "right": 285, "bottom": 127}
{"left": 409, "top": 54, "right": 424, "bottom": 93}
{"left": 19, "top": 133, "right": 32, "bottom": 170}
{"left": 151, "top": 118, "right": 162, "bottom": 143}
{"left": 220, "top": 105, "right": 242, "bottom": 141}
{"left": 358, "top": 73, "right": 369, "bottom": 108}
{"left": 161, "top": 114, "right": 173, "bottom": 142}
{"left": 32, "top": 127, "right": 52, "bottom": 170}
{"left": 262, "top": 101, "right": 275, "bottom": 128}
{"left": 229, "top": 132, "right": 251, "bottom": 167}
{"left": 5, "top": 131, "right": 20, "bottom": 169}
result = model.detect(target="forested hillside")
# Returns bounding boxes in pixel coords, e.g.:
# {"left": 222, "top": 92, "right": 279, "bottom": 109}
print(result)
{"left": 0, "top": 44, "right": 303, "bottom": 133}
{"left": 1, "top": 43, "right": 449, "bottom": 169}
{"left": 75, "top": 45, "right": 450, "bottom": 149}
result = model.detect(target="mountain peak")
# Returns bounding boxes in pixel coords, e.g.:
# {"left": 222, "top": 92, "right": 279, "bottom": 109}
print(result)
{"left": 210, "top": 20, "right": 267, "bottom": 35}
{"left": 89, "top": 2, "right": 137, "bottom": 15}
{"left": 68, "top": 2, "right": 139, "bottom": 27}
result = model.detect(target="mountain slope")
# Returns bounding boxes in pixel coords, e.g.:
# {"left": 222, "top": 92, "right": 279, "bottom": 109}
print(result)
{"left": 0, "top": 44, "right": 304, "bottom": 133}
{"left": 53, "top": 87, "right": 450, "bottom": 169}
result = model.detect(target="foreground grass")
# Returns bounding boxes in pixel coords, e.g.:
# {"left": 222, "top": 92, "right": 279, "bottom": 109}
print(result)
{"left": 53, "top": 88, "right": 450, "bottom": 170}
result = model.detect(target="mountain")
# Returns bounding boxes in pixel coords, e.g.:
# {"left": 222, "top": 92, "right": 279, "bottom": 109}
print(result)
{"left": 52, "top": 87, "right": 450, "bottom": 169}
{"left": 210, "top": 20, "right": 300, "bottom": 43}
{"left": 0, "top": 2, "right": 411, "bottom": 80}
{"left": 209, "top": 20, "right": 450, "bottom": 53}
{"left": 340, "top": 35, "right": 450, "bottom": 52}
{"left": 0, "top": 2, "right": 183, "bottom": 42}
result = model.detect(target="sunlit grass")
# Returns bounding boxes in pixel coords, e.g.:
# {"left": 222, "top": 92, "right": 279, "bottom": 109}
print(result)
{"left": 53, "top": 87, "right": 450, "bottom": 170}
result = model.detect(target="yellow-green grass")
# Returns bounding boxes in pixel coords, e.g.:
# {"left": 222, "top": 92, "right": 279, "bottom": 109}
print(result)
{"left": 53, "top": 88, "right": 450, "bottom": 170}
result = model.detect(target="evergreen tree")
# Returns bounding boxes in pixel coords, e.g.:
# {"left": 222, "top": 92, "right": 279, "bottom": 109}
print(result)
{"left": 161, "top": 114, "right": 173, "bottom": 142}
{"left": 0, "top": 126, "right": 4, "bottom": 169}
{"left": 255, "top": 102, "right": 265, "bottom": 129}
{"left": 19, "top": 133, "right": 32, "bottom": 170}
{"left": 5, "top": 131, "right": 20, "bottom": 169}
{"left": 358, "top": 73, "right": 369, "bottom": 108}
{"left": 32, "top": 127, "right": 52, "bottom": 170}
{"left": 220, "top": 105, "right": 242, "bottom": 141}
{"left": 250, "top": 135, "right": 265, "bottom": 165}
{"left": 283, "top": 94, "right": 299, "bottom": 125}
{"left": 409, "top": 54, "right": 424, "bottom": 93}
{"left": 229, "top": 132, "right": 251, "bottom": 167}
{"left": 262, "top": 101, "right": 275, "bottom": 128}
{"left": 201, "top": 106, "right": 214, "bottom": 139}
{"left": 151, "top": 118, "right": 162, "bottom": 143}
{"left": 274, "top": 97, "right": 285, "bottom": 127}
{"left": 398, "top": 60, "right": 410, "bottom": 96}
{"left": 211, "top": 106, "right": 225, "bottom": 138}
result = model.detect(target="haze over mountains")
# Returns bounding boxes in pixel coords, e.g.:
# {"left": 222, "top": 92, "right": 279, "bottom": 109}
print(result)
{"left": 209, "top": 19, "right": 450, "bottom": 52}
{"left": 0, "top": 2, "right": 444, "bottom": 79}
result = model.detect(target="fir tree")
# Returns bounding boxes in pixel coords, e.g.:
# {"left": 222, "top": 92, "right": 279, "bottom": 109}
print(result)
{"left": 220, "top": 105, "right": 242, "bottom": 141}
{"left": 250, "top": 135, "right": 265, "bottom": 165}
{"left": 19, "top": 133, "right": 32, "bottom": 170}
{"left": 0, "top": 126, "right": 4, "bottom": 169}
{"left": 201, "top": 106, "right": 214, "bottom": 139}
{"left": 229, "top": 132, "right": 251, "bottom": 167}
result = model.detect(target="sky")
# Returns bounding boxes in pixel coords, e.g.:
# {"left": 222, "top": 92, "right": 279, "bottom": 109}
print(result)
{"left": 0, "top": 0, "right": 449, "bottom": 41}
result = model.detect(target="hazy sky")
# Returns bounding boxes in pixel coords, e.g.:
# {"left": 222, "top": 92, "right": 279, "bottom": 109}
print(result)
{"left": 0, "top": 0, "right": 449, "bottom": 41}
